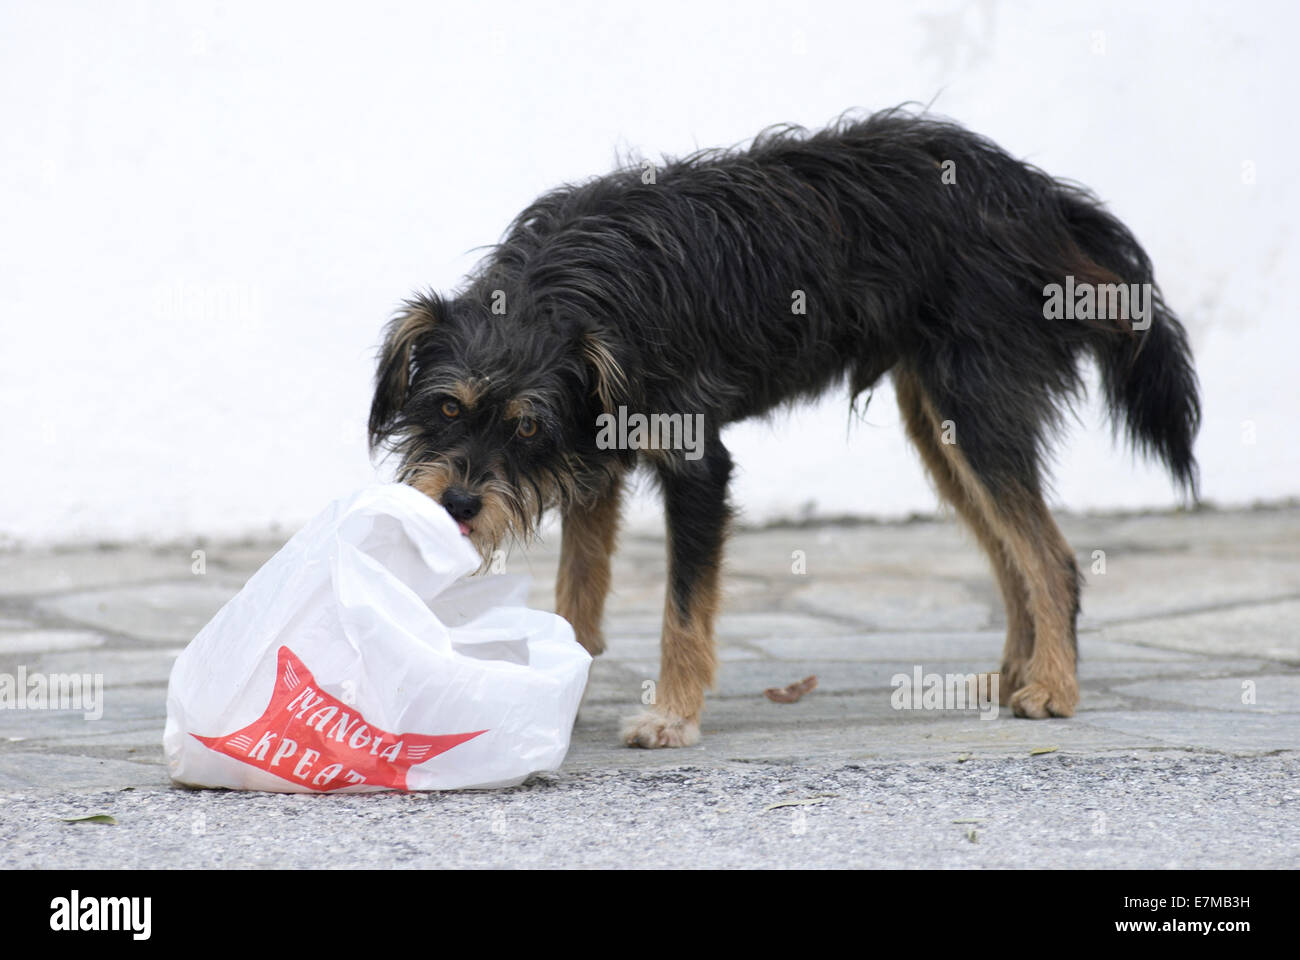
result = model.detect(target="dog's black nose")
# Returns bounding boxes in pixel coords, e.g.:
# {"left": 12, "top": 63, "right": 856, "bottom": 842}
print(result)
{"left": 441, "top": 488, "right": 482, "bottom": 523}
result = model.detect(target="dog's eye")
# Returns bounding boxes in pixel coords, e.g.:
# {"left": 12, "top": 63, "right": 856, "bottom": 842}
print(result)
{"left": 517, "top": 417, "right": 539, "bottom": 439}
{"left": 440, "top": 399, "right": 460, "bottom": 419}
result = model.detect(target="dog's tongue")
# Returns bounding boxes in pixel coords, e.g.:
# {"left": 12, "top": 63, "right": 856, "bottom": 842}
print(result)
{"left": 457, "top": 521, "right": 471, "bottom": 537}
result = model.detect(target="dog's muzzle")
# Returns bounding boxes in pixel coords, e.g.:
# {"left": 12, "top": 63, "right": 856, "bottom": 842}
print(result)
{"left": 441, "top": 487, "right": 482, "bottom": 532}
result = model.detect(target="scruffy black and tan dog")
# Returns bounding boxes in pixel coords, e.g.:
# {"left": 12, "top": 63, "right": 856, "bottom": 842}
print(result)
{"left": 368, "top": 108, "right": 1200, "bottom": 748}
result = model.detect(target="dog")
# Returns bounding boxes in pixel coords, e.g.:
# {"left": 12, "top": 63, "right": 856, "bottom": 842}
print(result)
{"left": 367, "top": 108, "right": 1200, "bottom": 748}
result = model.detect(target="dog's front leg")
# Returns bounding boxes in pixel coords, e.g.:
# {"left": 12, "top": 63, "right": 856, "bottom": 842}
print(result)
{"left": 622, "top": 446, "right": 733, "bottom": 748}
{"left": 557, "top": 474, "right": 624, "bottom": 656}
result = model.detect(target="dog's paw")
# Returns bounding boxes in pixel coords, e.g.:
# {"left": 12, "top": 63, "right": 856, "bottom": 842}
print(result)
{"left": 1009, "top": 680, "right": 1077, "bottom": 718}
{"left": 620, "top": 710, "right": 700, "bottom": 749}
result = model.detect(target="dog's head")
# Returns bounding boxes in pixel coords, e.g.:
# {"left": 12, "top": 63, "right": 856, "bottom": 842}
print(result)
{"left": 367, "top": 291, "right": 630, "bottom": 557}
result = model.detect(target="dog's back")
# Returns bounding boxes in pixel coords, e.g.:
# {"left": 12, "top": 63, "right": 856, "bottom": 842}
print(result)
{"left": 485, "top": 110, "right": 1199, "bottom": 502}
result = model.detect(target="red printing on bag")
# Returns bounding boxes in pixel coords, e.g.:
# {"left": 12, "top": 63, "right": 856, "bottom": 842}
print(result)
{"left": 192, "top": 646, "right": 487, "bottom": 791}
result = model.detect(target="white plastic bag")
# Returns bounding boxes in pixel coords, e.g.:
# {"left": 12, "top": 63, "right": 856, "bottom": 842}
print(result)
{"left": 163, "top": 483, "right": 590, "bottom": 792}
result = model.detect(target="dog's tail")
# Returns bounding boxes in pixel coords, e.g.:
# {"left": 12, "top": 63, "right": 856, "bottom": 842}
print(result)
{"left": 1059, "top": 189, "right": 1202, "bottom": 500}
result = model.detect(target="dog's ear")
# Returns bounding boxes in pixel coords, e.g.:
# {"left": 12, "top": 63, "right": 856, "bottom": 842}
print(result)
{"left": 579, "top": 328, "right": 628, "bottom": 416}
{"left": 369, "top": 293, "right": 444, "bottom": 451}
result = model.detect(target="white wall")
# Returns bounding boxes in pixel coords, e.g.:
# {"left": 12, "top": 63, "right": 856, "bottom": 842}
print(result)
{"left": 2, "top": 0, "right": 1296, "bottom": 546}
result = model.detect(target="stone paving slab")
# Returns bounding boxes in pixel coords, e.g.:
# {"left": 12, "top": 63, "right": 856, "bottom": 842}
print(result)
{"left": 0, "top": 505, "right": 1297, "bottom": 868}
{"left": 1098, "top": 601, "right": 1300, "bottom": 662}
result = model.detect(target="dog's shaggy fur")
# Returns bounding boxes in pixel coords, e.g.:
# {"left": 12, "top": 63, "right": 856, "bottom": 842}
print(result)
{"left": 369, "top": 108, "right": 1200, "bottom": 747}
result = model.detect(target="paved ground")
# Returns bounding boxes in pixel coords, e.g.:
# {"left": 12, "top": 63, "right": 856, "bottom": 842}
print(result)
{"left": 1, "top": 505, "right": 1297, "bottom": 868}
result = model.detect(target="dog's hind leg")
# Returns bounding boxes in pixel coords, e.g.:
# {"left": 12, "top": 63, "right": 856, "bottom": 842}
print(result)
{"left": 557, "top": 473, "right": 625, "bottom": 656}
{"left": 893, "top": 366, "right": 1080, "bottom": 717}
{"left": 996, "top": 502, "right": 1080, "bottom": 718}
{"left": 980, "top": 492, "right": 1080, "bottom": 718}
{"left": 894, "top": 368, "right": 1034, "bottom": 702}
{"left": 621, "top": 446, "right": 733, "bottom": 748}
